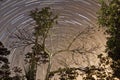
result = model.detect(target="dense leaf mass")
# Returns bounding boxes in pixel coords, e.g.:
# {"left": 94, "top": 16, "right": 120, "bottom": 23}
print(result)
{"left": 0, "top": 42, "right": 11, "bottom": 80}
{"left": 98, "top": 0, "right": 120, "bottom": 78}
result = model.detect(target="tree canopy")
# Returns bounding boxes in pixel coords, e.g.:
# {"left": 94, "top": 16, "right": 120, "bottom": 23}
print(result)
{"left": 98, "top": 0, "right": 120, "bottom": 78}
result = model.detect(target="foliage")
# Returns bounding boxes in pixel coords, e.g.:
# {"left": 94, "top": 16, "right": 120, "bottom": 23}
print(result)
{"left": 0, "top": 42, "right": 24, "bottom": 80}
{"left": 7, "top": 6, "right": 99, "bottom": 80}
{"left": 83, "top": 54, "right": 115, "bottom": 80}
{"left": 49, "top": 67, "right": 80, "bottom": 80}
{"left": 12, "top": 66, "right": 25, "bottom": 80}
{"left": 58, "top": 68, "right": 78, "bottom": 80}
{"left": 0, "top": 42, "right": 11, "bottom": 80}
{"left": 24, "top": 7, "right": 58, "bottom": 80}
{"left": 30, "top": 7, "right": 58, "bottom": 38}
{"left": 98, "top": 0, "right": 120, "bottom": 78}
{"left": 49, "top": 53, "right": 114, "bottom": 80}
{"left": 23, "top": 6, "right": 95, "bottom": 80}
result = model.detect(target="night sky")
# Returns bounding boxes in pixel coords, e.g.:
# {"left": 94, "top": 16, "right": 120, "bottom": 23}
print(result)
{"left": 0, "top": 0, "right": 106, "bottom": 79}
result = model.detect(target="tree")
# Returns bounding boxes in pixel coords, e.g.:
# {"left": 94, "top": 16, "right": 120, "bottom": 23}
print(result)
{"left": 24, "top": 7, "right": 58, "bottom": 80}
{"left": 10, "top": 7, "right": 98, "bottom": 80}
{"left": 0, "top": 42, "right": 11, "bottom": 80}
{"left": 98, "top": 0, "right": 120, "bottom": 78}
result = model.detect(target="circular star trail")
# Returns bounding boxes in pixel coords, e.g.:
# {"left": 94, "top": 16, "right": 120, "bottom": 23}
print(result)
{"left": 0, "top": 0, "right": 106, "bottom": 79}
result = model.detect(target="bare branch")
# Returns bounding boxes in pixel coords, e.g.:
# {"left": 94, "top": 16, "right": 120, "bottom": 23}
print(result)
{"left": 9, "top": 28, "right": 35, "bottom": 48}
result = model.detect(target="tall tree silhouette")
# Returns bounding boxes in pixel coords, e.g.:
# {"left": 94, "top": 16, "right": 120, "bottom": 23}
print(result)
{"left": 24, "top": 7, "right": 58, "bottom": 80}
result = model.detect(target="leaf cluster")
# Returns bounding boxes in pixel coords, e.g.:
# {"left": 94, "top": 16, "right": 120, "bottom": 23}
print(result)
{"left": 30, "top": 7, "right": 58, "bottom": 37}
{"left": 98, "top": 0, "right": 120, "bottom": 78}
{"left": 83, "top": 54, "right": 114, "bottom": 80}
{"left": 0, "top": 42, "right": 11, "bottom": 80}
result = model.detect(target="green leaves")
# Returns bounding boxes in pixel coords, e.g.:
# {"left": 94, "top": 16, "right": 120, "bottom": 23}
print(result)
{"left": 30, "top": 7, "right": 58, "bottom": 37}
{"left": 98, "top": 0, "right": 120, "bottom": 78}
